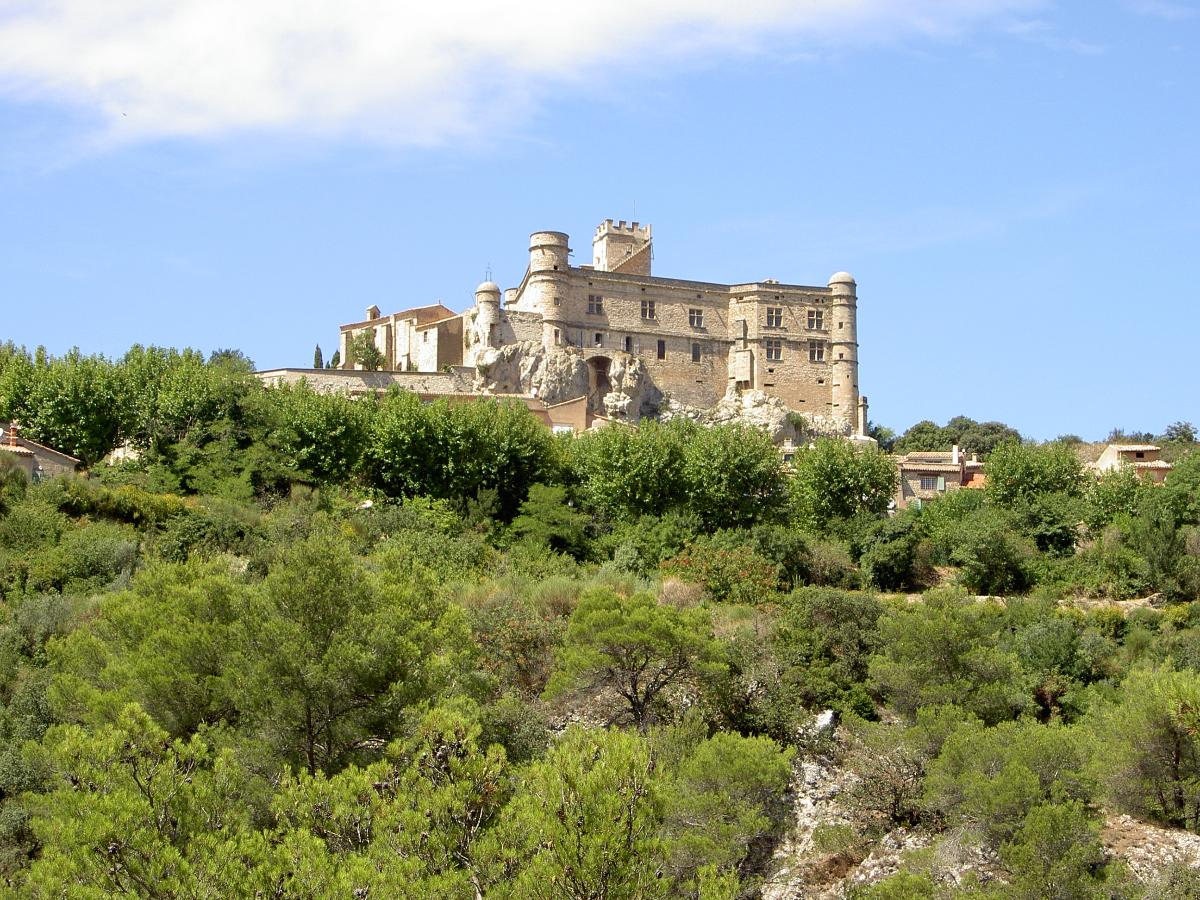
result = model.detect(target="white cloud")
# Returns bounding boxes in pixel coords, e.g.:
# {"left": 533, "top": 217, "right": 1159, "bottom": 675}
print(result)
{"left": 0, "top": 0, "right": 1042, "bottom": 146}
{"left": 1124, "top": 0, "right": 1197, "bottom": 20}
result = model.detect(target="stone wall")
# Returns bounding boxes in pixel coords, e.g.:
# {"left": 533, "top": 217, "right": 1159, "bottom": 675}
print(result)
{"left": 256, "top": 368, "right": 474, "bottom": 396}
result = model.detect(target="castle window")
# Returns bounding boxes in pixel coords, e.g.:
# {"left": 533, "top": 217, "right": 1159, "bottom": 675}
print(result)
{"left": 588, "top": 294, "right": 604, "bottom": 314}
{"left": 594, "top": 333, "right": 603, "bottom": 347}
{"left": 765, "top": 339, "right": 782, "bottom": 361}
{"left": 691, "top": 342, "right": 701, "bottom": 362}
{"left": 809, "top": 341, "right": 825, "bottom": 362}
{"left": 641, "top": 299, "right": 656, "bottom": 320}
{"left": 624, "top": 336, "right": 633, "bottom": 353}
{"left": 766, "top": 307, "right": 783, "bottom": 328}
{"left": 657, "top": 339, "right": 666, "bottom": 360}
{"left": 423, "top": 331, "right": 429, "bottom": 343}
{"left": 807, "top": 310, "right": 824, "bottom": 330}
{"left": 689, "top": 308, "right": 704, "bottom": 328}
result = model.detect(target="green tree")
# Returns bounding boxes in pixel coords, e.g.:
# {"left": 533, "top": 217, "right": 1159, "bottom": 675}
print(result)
{"left": 1162, "top": 421, "right": 1197, "bottom": 444}
{"left": 546, "top": 588, "right": 725, "bottom": 730}
{"left": 680, "top": 422, "right": 789, "bottom": 530}
{"left": 20, "top": 704, "right": 262, "bottom": 897}
{"left": 328, "top": 349, "right": 341, "bottom": 369}
{"left": 271, "top": 704, "right": 510, "bottom": 898}
{"left": 484, "top": 727, "right": 666, "bottom": 900}
{"left": 313, "top": 344, "right": 323, "bottom": 369}
{"left": 999, "top": 801, "right": 1107, "bottom": 900}
{"left": 1090, "top": 667, "right": 1200, "bottom": 830}
{"left": 48, "top": 558, "right": 243, "bottom": 736}
{"left": 661, "top": 731, "right": 794, "bottom": 885}
{"left": 228, "top": 527, "right": 472, "bottom": 773}
{"left": 571, "top": 421, "right": 688, "bottom": 521}
{"left": 867, "top": 421, "right": 896, "bottom": 452}
{"left": 21, "top": 349, "right": 125, "bottom": 465}
{"left": 985, "top": 441, "right": 1085, "bottom": 508}
{"left": 925, "top": 719, "right": 1094, "bottom": 847}
{"left": 789, "top": 439, "right": 897, "bottom": 532}
{"left": 348, "top": 330, "right": 385, "bottom": 371}
{"left": 870, "top": 589, "right": 1033, "bottom": 724}
{"left": 208, "top": 348, "right": 256, "bottom": 373}
{"left": 364, "top": 392, "right": 559, "bottom": 519}
{"left": 1084, "top": 466, "right": 1150, "bottom": 532}
{"left": 891, "top": 420, "right": 952, "bottom": 455}
{"left": 949, "top": 506, "right": 1035, "bottom": 595}
{"left": 256, "top": 381, "right": 368, "bottom": 484}
{"left": 507, "top": 483, "right": 590, "bottom": 558}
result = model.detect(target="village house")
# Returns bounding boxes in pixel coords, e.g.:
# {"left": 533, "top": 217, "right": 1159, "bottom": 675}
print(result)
{"left": 893, "top": 445, "right": 985, "bottom": 510}
{"left": 0, "top": 423, "right": 80, "bottom": 481}
{"left": 1089, "top": 443, "right": 1174, "bottom": 484}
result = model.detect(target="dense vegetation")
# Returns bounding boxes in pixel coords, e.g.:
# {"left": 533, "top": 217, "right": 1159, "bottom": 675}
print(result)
{"left": 1, "top": 342, "right": 1199, "bottom": 897}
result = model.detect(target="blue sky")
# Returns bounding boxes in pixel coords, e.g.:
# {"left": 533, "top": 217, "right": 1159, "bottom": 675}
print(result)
{"left": 1, "top": 0, "right": 1197, "bottom": 440}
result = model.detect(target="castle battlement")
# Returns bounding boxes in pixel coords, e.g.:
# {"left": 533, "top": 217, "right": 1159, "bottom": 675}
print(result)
{"left": 595, "top": 219, "right": 652, "bottom": 241}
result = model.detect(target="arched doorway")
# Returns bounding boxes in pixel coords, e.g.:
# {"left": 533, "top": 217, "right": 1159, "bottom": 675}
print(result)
{"left": 587, "top": 356, "right": 613, "bottom": 414}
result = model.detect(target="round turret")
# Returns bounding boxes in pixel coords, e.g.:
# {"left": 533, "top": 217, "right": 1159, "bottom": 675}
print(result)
{"left": 475, "top": 279, "right": 501, "bottom": 330}
{"left": 524, "top": 231, "right": 571, "bottom": 337}
{"left": 529, "top": 232, "right": 570, "bottom": 274}
{"left": 828, "top": 272, "right": 860, "bottom": 435}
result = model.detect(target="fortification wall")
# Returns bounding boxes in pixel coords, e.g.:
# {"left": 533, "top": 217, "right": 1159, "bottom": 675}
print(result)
{"left": 256, "top": 368, "right": 475, "bottom": 396}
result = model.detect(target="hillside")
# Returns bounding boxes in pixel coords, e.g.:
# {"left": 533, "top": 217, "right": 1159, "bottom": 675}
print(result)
{"left": 0, "top": 344, "right": 1199, "bottom": 897}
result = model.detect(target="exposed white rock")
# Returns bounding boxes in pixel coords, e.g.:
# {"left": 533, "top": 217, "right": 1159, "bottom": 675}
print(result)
{"left": 473, "top": 342, "right": 589, "bottom": 405}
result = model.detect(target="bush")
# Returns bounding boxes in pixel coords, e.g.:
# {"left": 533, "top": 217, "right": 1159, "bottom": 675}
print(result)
{"left": 870, "top": 588, "right": 1034, "bottom": 724}
{"left": 662, "top": 538, "right": 780, "bottom": 604}
{"left": 25, "top": 522, "right": 138, "bottom": 594}
{"left": 949, "top": 507, "right": 1034, "bottom": 595}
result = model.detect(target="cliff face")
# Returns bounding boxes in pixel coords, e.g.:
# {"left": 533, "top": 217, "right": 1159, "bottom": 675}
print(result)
{"left": 472, "top": 342, "right": 590, "bottom": 405}
{"left": 472, "top": 343, "right": 661, "bottom": 420}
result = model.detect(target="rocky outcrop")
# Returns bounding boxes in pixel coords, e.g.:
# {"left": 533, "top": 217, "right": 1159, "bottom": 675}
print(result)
{"left": 599, "top": 353, "right": 661, "bottom": 420}
{"left": 1102, "top": 813, "right": 1200, "bottom": 881}
{"left": 764, "top": 726, "right": 1200, "bottom": 898}
{"left": 473, "top": 343, "right": 662, "bottom": 421}
{"left": 660, "top": 390, "right": 799, "bottom": 444}
{"left": 472, "top": 342, "right": 589, "bottom": 406}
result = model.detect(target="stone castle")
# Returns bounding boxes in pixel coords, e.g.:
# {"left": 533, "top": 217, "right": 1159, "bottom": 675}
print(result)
{"left": 335, "top": 220, "right": 866, "bottom": 435}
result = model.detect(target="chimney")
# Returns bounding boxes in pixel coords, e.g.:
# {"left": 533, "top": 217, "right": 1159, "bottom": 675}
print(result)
{"left": 952, "top": 445, "right": 960, "bottom": 466}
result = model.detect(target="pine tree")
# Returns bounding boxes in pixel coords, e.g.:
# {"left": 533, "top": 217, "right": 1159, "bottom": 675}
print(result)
{"left": 313, "top": 344, "right": 323, "bottom": 369}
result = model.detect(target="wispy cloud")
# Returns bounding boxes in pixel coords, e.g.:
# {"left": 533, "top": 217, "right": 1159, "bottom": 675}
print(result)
{"left": 1003, "top": 17, "right": 1106, "bottom": 55}
{"left": 0, "top": 0, "right": 1042, "bottom": 147}
{"left": 1123, "top": 0, "right": 1198, "bottom": 20}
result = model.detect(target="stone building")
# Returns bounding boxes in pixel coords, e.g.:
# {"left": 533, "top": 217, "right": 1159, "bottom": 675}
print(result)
{"left": 0, "top": 423, "right": 80, "bottom": 481}
{"left": 1089, "top": 443, "right": 1174, "bottom": 484}
{"left": 336, "top": 219, "right": 867, "bottom": 435}
{"left": 893, "top": 446, "right": 985, "bottom": 510}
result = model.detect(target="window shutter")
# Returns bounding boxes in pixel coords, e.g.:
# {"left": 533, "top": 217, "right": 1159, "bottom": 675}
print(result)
{"left": 937, "top": 476, "right": 945, "bottom": 491}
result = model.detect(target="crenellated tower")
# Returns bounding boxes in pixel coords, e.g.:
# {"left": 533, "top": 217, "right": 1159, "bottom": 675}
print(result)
{"left": 828, "top": 271, "right": 861, "bottom": 435}
{"left": 593, "top": 219, "right": 652, "bottom": 275}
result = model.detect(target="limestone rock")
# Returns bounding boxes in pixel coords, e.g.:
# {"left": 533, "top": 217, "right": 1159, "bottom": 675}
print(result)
{"left": 659, "top": 389, "right": 799, "bottom": 444}
{"left": 604, "top": 353, "right": 662, "bottom": 419}
{"left": 472, "top": 342, "right": 589, "bottom": 405}
{"left": 473, "top": 343, "right": 662, "bottom": 421}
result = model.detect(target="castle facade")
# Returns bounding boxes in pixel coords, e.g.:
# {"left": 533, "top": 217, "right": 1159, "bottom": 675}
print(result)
{"left": 338, "top": 220, "right": 866, "bottom": 435}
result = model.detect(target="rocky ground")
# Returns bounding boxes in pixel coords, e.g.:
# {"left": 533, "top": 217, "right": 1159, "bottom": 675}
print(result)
{"left": 761, "top": 725, "right": 1200, "bottom": 898}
